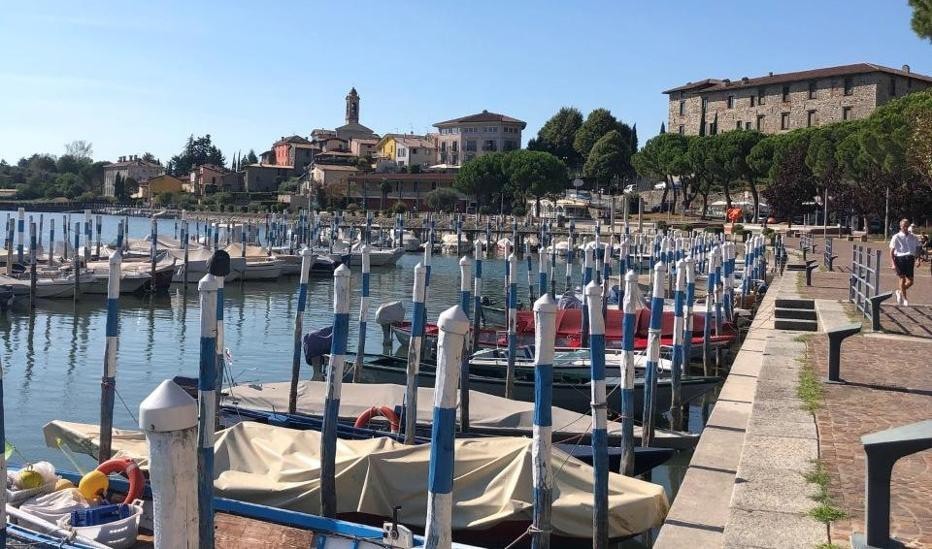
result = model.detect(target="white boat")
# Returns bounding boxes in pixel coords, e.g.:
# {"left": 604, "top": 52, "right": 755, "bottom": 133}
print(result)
{"left": 440, "top": 233, "right": 472, "bottom": 254}
{"left": 326, "top": 244, "right": 404, "bottom": 267}
{"left": 0, "top": 274, "right": 85, "bottom": 299}
{"left": 82, "top": 261, "right": 152, "bottom": 294}
{"left": 496, "top": 237, "right": 513, "bottom": 253}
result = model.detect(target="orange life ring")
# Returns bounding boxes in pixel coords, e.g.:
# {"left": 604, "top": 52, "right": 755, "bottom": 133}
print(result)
{"left": 354, "top": 406, "right": 400, "bottom": 433}
{"left": 96, "top": 458, "right": 144, "bottom": 503}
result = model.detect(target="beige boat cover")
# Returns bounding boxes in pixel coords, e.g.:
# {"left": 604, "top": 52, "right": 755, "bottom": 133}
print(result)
{"left": 224, "top": 243, "right": 270, "bottom": 260}
{"left": 44, "top": 420, "right": 668, "bottom": 539}
{"left": 223, "top": 380, "right": 696, "bottom": 448}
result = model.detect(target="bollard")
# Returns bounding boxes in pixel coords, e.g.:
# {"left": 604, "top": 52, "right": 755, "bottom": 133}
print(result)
{"left": 642, "top": 261, "right": 665, "bottom": 447}
{"left": 585, "top": 280, "right": 609, "bottom": 549}
{"left": 531, "top": 293, "right": 557, "bottom": 549}
{"left": 505, "top": 253, "right": 518, "bottom": 400}
{"left": 458, "top": 256, "right": 472, "bottom": 433}
{"left": 320, "top": 264, "right": 351, "bottom": 517}
{"left": 703, "top": 249, "right": 715, "bottom": 375}
{"left": 29, "top": 223, "right": 37, "bottom": 310}
{"left": 16, "top": 208, "right": 23, "bottom": 266}
{"left": 73, "top": 222, "right": 81, "bottom": 301}
{"left": 581, "top": 243, "right": 593, "bottom": 348}
{"left": 139, "top": 380, "right": 199, "bottom": 548}
{"left": 671, "top": 259, "right": 687, "bottom": 427}
{"left": 213, "top": 251, "right": 230, "bottom": 431}
{"left": 404, "top": 263, "right": 427, "bottom": 444}
{"left": 538, "top": 235, "right": 549, "bottom": 298}
{"left": 352, "top": 245, "right": 371, "bottom": 383}
{"left": 196, "top": 273, "right": 219, "bottom": 546}
{"left": 619, "top": 271, "right": 639, "bottom": 476}
{"left": 423, "top": 306, "right": 470, "bottom": 549}
{"left": 526, "top": 241, "right": 535, "bottom": 302}
{"left": 48, "top": 218, "right": 55, "bottom": 264}
{"left": 98, "top": 251, "right": 122, "bottom": 463}
{"left": 826, "top": 323, "right": 861, "bottom": 383}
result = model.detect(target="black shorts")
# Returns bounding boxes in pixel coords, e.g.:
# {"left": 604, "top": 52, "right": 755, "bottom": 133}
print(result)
{"left": 894, "top": 255, "right": 915, "bottom": 278}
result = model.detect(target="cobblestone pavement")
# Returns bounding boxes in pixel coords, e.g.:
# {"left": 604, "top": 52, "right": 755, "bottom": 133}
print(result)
{"left": 785, "top": 236, "right": 932, "bottom": 337}
{"left": 807, "top": 333, "right": 932, "bottom": 547}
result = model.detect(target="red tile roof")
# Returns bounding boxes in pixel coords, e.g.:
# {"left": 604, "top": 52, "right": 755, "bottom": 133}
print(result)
{"left": 434, "top": 110, "right": 526, "bottom": 128}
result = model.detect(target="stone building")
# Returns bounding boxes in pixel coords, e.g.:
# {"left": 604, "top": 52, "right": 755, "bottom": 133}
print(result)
{"left": 343, "top": 172, "right": 465, "bottom": 211}
{"left": 103, "top": 155, "right": 163, "bottom": 197}
{"left": 433, "top": 110, "right": 525, "bottom": 166}
{"left": 664, "top": 63, "right": 932, "bottom": 136}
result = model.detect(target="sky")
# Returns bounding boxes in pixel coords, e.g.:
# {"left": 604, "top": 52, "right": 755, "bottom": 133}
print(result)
{"left": 1, "top": 1, "right": 929, "bottom": 165}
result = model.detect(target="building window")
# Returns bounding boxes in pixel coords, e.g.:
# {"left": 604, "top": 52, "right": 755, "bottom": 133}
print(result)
{"left": 808, "top": 81, "right": 817, "bottom": 99}
{"left": 709, "top": 122, "right": 716, "bottom": 136}
{"left": 842, "top": 106, "right": 853, "bottom": 121}
{"left": 483, "top": 140, "right": 497, "bottom": 152}
{"left": 736, "top": 120, "right": 742, "bottom": 129}
{"left": 750, "top": 95, "right": 756, "bottom": 107}
{"left": 781, "top": 112, "right": 789, "bottom": 130}
{"left": 758, "top": 87, "right": 765, "bottom": 105}
{"left": 807, "top": 110, "right": 816, "bottom": 127}
{"left": 678, "top": 100, "right": 685, "bottom": 116}
{"left": 398, "top": 147, "right": 407, "bottom": 157}
{"left": 504, "top": 140, "right": 518, "bottom": 151}
{"left": 702, "top": 98, "right": 708, "bottom": 110}
{"left": 466, "top": 140, "right": 477, "bottom": 152}
{"left": 746, "top": 121, "right": 753, "bottom": 130}
{"left": 410, "top": 148, "right": 418, "bottom": 155}
{"left": 782, "top": 85, "right": 790, "bottom": 101}
{"left": 727, "top": 95, "right": 735, "bottom": 109}
{"left": 756, "top": 114, "right": 765, "bottom": 130}
{"left": 452, "top": 154, "right": 459, "bottom": 165}
{"left": 678, "top": 125, "right": 684, "bottom": 135}
{"left": 843, "top": 76, "right": 853, "bottom": 95}
{"left": 452, "top": 142, "right": 458, "bottom": 152}
{"left": 889, "top": 76, "right": 896, "bottom": 97}
{"left": 431, "top": 182, "right": 437, "bottom": 190}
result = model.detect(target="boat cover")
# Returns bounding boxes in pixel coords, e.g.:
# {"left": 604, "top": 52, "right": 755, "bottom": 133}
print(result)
{"left": 43, "top": 420, "right": 668, "bottom": 539}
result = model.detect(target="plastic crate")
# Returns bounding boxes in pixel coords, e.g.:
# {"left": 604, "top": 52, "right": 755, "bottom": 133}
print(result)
{"left": 70, "top": 503, "right": 133, "bottom": 527}
{"left": 61, "top": 500, "right": 144, "bottom": 549}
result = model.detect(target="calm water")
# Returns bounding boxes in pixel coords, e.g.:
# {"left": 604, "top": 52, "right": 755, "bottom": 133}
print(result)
{"left": 1, "top": 211, "right": 710, "bottom": 546}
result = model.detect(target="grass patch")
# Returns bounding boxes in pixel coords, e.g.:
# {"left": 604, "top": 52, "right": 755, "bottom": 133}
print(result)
{"left": 793, "top": 333, "right": 813, "bottom": 343}
{"left": 804, "top": 460, "right": 848, "bottom": 525}
{"left": 796, "top": 341, "right": 823, "bottom": 413}
{"left": 815, "top": 543, "right": 845, "bottom": 549}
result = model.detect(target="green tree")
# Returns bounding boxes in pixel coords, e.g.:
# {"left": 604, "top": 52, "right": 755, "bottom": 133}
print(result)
{"left": 574, "top": 108, "right": 634, "bottom": 161}
{"left": 528, "top": 107, "right": 584, "bottom": 168}
{"left": 166, "top": 134, "right": 226, "bottom": 176}
{"left": 632, "top": 132, "right": 689, "bottom": 214}
{"left": 425, "top": 187, "right": 460, "bottom": 212}
{"left": 704, "top": 130, "right": 764, "bottom": 213}
{"left": 243, "top": 149, "right": 259, "bottom": 166}
{"left": 502, "top": 150, "right": 568, "bottom": 215}
{"left": 154, "top": 192, "right": 176, "bottom": 207}
{"left": 379, "top": 179, "right": 394, "bottom": 211}
{"left": 48, "top": 173, "right": 87, "bottom": 199}
{"left": 760, "top": 130, "right": 818, "bottom": 225}
{"left": 141, "top": 152, "right": 160, "bottom": 165}
{"left": 113, "top": 173, "right": 125, "bottom": 200}
{"left": 63, "top": 140, "right": 93, "bottom": 159}
{"left": 583, "top": 130, "right": 632, "bottom": 190}
{"left": 911, "top": 0, "right": 932, "bottom": 41}
{"left": 454, "top": 152, "right": 508, "bottom": 209}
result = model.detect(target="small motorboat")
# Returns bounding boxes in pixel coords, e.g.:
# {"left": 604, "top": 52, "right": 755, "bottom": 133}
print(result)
{"left": 401, "top": 231, "right": 421, "bottom": 252}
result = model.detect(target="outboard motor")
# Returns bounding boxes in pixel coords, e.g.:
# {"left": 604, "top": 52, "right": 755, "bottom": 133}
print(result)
{"left": 374, "top": 300, "right": 405, "bottom": 348}
{"left": 303, "top": 326, "right": 333, "bottom": 380}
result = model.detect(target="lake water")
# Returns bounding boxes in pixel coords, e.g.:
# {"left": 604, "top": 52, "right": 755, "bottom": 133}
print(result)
{"left": 1, "top": 210, "right": 711, "bottom": 547}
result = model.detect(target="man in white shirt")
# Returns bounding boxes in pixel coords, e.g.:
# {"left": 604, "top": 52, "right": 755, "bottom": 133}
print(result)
{"left": 889, "top": 218, "right": 920, "bottom": 306}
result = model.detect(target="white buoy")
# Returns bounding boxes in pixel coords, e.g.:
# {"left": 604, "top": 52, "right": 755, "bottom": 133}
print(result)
{"left": 139, "top": 380, "right": 199, "bottom": 549}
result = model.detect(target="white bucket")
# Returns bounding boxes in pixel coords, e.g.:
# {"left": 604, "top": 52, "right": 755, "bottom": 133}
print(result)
{"left": 60, "top": 500, "right": 144, "bottom": 549}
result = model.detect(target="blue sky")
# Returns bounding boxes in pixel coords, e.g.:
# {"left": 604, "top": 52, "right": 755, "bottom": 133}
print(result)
{"left": 1, "top": 1, "right": 929, "bottom": 165}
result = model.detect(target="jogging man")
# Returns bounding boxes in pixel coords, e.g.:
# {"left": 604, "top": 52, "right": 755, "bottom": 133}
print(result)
{"left": 889, "top": 218, "right": 920, "bottom": 306}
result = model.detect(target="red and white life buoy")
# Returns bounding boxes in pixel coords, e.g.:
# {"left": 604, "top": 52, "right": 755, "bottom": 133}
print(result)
{"left": 354, "top": 406, "right": 401, "bottom": 433}
{"left": 96, "top": 458, "right": 144, "bottom": 503}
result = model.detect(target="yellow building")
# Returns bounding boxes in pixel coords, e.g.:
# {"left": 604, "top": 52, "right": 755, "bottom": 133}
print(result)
{"left": 136, "top": 174, "right": 185, "bottom": 201}
{"left": 375, "top": 134, "right": 436, "bottom": 169}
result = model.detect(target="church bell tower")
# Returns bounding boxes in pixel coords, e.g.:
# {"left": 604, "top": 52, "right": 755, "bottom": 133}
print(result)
{"left": 345, "top": 87, "right": 359, "bottom": 125}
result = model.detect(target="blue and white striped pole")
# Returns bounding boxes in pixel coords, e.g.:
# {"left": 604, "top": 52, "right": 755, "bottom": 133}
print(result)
{"left": 84, "top": 209, "right": 92, "bottom": 268}
{"left": 538, "top": 237, "right": 549, "bottom": 298}
{"left": 713, "top": 245, "right": 723, "bottom": 341}
{"left": 642, "top": 261, "right": 666, "bottom": 447}
{"left": 471, "top": 242, "right": 483, "bottom": 348}
{"left": 549, "top": 229, "right": 557, "bottom": 298}
{"left": 458, "top": 255, "right": 472, "bottom": 432}
{"left": 96, "top": 245, "right": 121, "bottom": 464}
{"left": 683, "top": 257, "right": 696, "bottom": 374}
{"left": 505, "top": 252, "right": 518, "bottom": 399}
{"left": 352, "top": 245, "right": 371, "bottom": 383}
{"left": 320, "top": 264, "right": 351, "bottom": 517}
{"left": 73, "top": 222, "right": 81, "bottom": 300}
{"left": 531, "top": 293, "right": 558, "bottom": 549}
{"left": 723, "top": 241, "right": 735, "bottom": 322}
{"left": 16, "top": 208, "right": 23, "bottom": 265}
{"left": 214, "top": 256, "right": 227, "bottom": 430}
{"left": 196, "top": 272, "right": 219, "bottom": 546}
{"left": 586, "top": 280, "right": 609, "bottom": 549}
{"left": 424, "top": 305, "right": 470, "bottom": 549}
{"left": 617, "top": 237, "right": 629, "bottom": 312}
{"left": 565, "top": 223, "right": 575, "bottom": 292}
{"left": 619, "top": 270, "right": 639, "bottom": 475}
{"left": 703, "top": 247, "right": 715, "bottom": 375}
{"left": 95, "top": 215, "right": 102, "bottom": 259}
{"left": 404, "top": 263, "right": 428, "bottom": 444}
{"left": 526, "top": 241, "right": 535, "bottom": 302}
{"left": 671, "top": 259, "right": 687, "bottom": 426}
{"left": 581, "top": 243, "right": 593, "bottom": 348}
{"left": 602, "top": 234, "right": 612, "bottom": 317}
{"left": 48, "top": 218, "right": 55, "bottom": 264}
{"left": 290, "top": 248, "right": 315, "bottom": 412}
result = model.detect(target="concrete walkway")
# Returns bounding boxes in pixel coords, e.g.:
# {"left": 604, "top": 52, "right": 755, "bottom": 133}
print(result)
{"left": 655, "top": 273, "right": 827, "bottom": 548}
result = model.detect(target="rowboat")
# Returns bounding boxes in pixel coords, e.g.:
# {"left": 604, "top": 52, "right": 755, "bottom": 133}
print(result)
{"left": 325, "top": 245, "right": 404, "bottom": 267}
{"left": 0, "top": 273, "right": 90, "bottom": 299}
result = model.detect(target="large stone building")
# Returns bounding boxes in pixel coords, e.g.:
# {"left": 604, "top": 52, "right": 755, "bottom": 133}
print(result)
{"left": 664, "top": 63, "right": 932, "bottom": 136}
{"left": 433, "top": 110, "right": 525, "bottom": 166}
{"left": 103, "top": 155, "right": 163, "bottom": 197}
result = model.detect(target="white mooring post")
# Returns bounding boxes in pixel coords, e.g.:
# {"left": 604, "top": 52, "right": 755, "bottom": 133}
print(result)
{"left": 139, "top": 380, "right": 199, "bottom": 548}
{"left": 98, "top": 250, "right": 122, "bottom": 462}
{"left": 320, "top": 264, "right": 351, "bottom": 517}
{"left": 423, "top": 305, "right": 469, "bottom": 549}
{"left": 586, "top": 280, "right": 609, "bottom": 549}
{"left": 671, "top": 259, "right": 687, "bottom": 428}
{"left": 352, "top": 245, "right": 371, "bottom": 383}
{"left": 531, "top": 293, "right": 557, "bottom": 549}
{"left": 196, "top": 273, "right": 219, "bottom": 546}
{"left": 404, "top": 262, "right": 428, "bottom": 444}
{"left": 505, "top": 252, "right": 518, "bottom": 399}
{"left": 458, "top": 255, "right": 472, "bottom": 432}
{"left": 619, "top": 270, "right": 640, "bottom": 475}
{"left": 642, "top": 261, "right": 666, "bottom": 447}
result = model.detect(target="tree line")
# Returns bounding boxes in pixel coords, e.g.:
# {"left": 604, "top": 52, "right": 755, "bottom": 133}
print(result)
{"left": 632, "top": 90, "right": 932, "bottom": 226}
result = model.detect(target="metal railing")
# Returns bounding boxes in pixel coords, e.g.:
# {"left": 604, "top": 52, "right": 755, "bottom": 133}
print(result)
{"left": 823, "top": 237, "right": 837, "bottom": 271}
{"left": 849, "top": 244, "right": 882, "bottom": 320}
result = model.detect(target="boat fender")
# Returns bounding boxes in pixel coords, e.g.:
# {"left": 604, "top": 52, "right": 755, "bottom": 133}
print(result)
{"left": 354, "top": 406, "right": 400, "bottom": 433}
{"left": 95, "top": 458, "right": 144, "bottom": 503}
{"left": 374, "top": 300, "right": 405, "bottom": 325}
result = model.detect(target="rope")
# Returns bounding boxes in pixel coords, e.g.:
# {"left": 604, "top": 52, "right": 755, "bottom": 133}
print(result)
{"left": 114, "top": 387, "right": 138, "bottom": 425}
